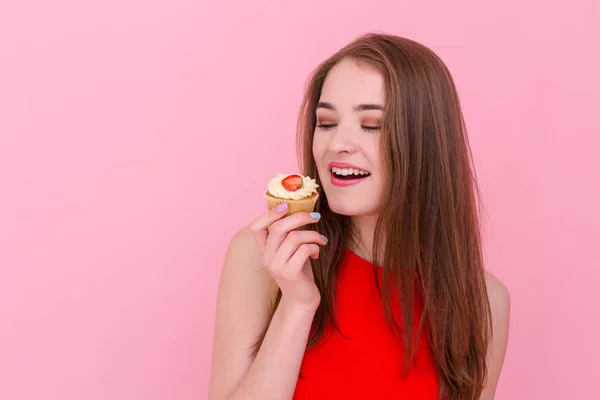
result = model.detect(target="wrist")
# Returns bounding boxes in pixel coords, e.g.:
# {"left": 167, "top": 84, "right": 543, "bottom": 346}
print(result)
{"left": 279, "top": 296, "right": 319, "bottom": 321}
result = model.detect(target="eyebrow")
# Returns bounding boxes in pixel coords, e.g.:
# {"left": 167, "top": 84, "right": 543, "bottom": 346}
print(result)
{"left": 316, "top": 102, "right": 384, "bottom": 112}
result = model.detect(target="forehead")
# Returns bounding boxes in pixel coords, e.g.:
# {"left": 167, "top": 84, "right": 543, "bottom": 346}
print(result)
{"left": 319, "top": 58, "right": 385, "bottom": 106}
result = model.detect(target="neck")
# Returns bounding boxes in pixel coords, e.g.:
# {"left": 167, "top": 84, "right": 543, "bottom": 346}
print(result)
{"left": 349, "top": 213, "right": 379, "bottom": 263}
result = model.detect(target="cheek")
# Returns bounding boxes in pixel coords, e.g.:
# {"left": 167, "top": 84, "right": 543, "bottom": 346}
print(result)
{"left": 311, "top": 138, "right": 322, "bottom": 179}
{"left": 366, "top": 138, "right": 385, "bottom": 195}
{"left": 366, "top": 137, "right": 383, "bottom": 171}
{"left": 311, "top": 135, "right": 325, "bottom": 161}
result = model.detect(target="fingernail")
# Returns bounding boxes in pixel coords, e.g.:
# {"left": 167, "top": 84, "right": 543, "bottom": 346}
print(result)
{"left": 321, "top": 235, "right": 328, "bottom": 243}
{"left": 310, "top": 212, "right": 321, "bottom": 219}
{"left": 276, "top": 202, "right": 288, "bottom": 212}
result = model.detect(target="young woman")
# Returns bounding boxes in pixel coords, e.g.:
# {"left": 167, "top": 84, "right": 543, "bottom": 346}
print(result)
{"left": 208, "top": 33, "right": 510, "bottom": 400}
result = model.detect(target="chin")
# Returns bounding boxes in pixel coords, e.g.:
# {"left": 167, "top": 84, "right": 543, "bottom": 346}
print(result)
{"left": 326, "top": 198, "right": 377, "bottom": 217}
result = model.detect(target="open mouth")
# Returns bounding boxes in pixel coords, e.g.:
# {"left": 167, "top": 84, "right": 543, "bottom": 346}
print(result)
{"left": 330, "top": 166, "right": 371, "bottom": 180}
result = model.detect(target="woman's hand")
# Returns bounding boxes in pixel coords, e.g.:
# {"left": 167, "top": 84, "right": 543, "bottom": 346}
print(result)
{"left": 249, "top": 202, "right": 326, "bottom": 312}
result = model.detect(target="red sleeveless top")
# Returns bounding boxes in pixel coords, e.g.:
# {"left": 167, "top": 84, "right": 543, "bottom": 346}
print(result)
{"left": 293, "top": 249, "right": 440, "bottom": 399}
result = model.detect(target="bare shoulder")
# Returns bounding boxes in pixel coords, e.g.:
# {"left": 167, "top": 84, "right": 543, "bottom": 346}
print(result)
{"left": 219, "top": 226, "right": 277, "bottom": 304}
{"left": 484, "top": 271, "right": 511, "bottom": 317}
{"left": 480, "top": 271, "right": 511, "bottom": 399}
{"left": 223, "top": 226, "right": 263, "bottom": 270}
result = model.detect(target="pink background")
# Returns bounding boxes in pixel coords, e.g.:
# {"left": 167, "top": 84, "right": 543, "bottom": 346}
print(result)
{"left": 1, "top": 1, "right": 598, "bottom": 399}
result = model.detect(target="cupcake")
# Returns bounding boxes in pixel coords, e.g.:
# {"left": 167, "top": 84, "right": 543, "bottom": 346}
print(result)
{"left": 264, "top": 173, "right": 319, "bottom": 215}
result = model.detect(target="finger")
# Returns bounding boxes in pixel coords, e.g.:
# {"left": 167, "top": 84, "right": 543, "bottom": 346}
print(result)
{"left": 248, "top": 202, "right": 290, "bottom": 246}
{"left": 263, "top": 212, "right": 322, "bottom": 265}
{"left": 269, "top": 230, "right": 327, "bottom": 270}
{"left": 280, "top": 243, "right": 320, "bottom": 281}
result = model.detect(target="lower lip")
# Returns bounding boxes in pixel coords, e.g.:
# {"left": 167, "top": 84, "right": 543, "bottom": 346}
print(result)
{"left": 330, "top": 173, "right": 370, "bottom": 187}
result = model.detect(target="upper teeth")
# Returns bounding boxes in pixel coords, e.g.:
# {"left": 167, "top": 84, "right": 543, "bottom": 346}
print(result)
{"left": 331, "top": 167, "right": 369, "bottom": 176}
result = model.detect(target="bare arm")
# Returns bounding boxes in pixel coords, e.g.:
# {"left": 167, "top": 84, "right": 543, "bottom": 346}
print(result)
{"left": 208, "top": 207, "right": 325, "bottom": 400}
{"left": 480, "top": 273, "right": 511, "bottom": 399}
{"left": 229, "top": 294, "right": 316, "bottom": 399}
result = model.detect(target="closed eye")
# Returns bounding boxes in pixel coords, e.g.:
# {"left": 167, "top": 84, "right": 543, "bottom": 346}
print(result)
{"left": 362, "top": 125, "right": 380, "bottom": 132}
{"left": 316, "top": 123, "right": 380, "bottom": 132}
{"left": 316, "top": 123, "right": 337, "bottom": 130}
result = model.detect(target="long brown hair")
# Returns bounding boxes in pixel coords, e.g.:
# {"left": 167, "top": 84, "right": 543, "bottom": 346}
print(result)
{"left": 256, "top": 33, "right": 492, "bottom": 400}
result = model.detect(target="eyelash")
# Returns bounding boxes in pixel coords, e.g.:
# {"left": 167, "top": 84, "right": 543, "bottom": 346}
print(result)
{"left": 316, "top": 123, "right": 380, "bottom": 132}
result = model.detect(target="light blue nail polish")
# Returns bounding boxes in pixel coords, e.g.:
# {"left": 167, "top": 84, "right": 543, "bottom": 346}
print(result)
{"left": 310, "top": 212, "right": 321, "bottom": 219}
{"left": 321, "top": 235, "right": 328, "bottom": 243}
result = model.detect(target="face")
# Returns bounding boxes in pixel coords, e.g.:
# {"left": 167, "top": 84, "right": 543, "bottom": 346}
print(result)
{"left": 312, "top": 58, "right": 385, "bottom": 217}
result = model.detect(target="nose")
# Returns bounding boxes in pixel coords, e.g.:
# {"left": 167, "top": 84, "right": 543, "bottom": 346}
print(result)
{"left": 327, "top": 123, "right": 358, "bottom": 154}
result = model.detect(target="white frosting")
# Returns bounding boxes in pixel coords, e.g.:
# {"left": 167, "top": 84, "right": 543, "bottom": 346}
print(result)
{"left": 267, "top": 173, "right": 319, "bottom": 200}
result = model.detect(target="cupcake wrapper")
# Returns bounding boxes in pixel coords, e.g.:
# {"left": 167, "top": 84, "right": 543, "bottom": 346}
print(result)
{"left": 264, "top": 191, "right": 319, "bottom": 215}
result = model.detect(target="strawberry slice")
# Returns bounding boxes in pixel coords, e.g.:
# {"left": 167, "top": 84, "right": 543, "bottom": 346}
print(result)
{"left": 281, "top": 174, "right": 304, "bottom": 192}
